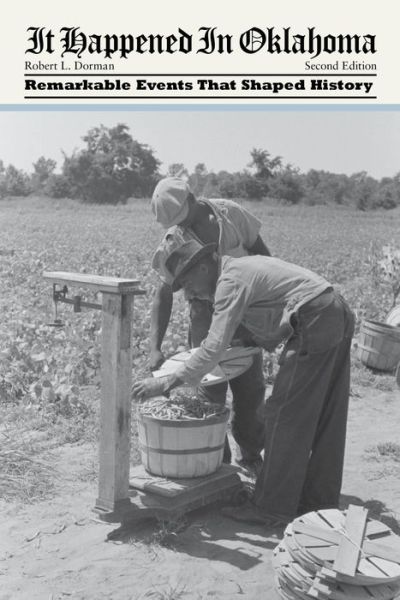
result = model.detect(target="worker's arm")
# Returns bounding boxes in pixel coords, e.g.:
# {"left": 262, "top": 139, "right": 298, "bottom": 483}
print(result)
{"left": 133, "top": 277, "right": 249, "bottom": 400}
{"left": 248, "top": 234, "right": 271, "bottom": 257}
{"left": 174, "top": 278, "right": 249, "bottom": 386}
{"left": 149, "top": 282, "right": 173, "bottom": 370}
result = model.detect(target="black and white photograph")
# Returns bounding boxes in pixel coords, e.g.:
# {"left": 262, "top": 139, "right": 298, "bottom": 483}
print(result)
{"left": 1, "top": 107, "right": 400, "bottom": 598}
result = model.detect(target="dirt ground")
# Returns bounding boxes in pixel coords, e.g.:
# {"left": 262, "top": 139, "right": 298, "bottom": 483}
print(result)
{"left": 1, "top": 386, "right": 400, "bottom": 600}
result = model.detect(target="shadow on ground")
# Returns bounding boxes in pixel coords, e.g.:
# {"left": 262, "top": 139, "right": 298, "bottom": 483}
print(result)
{"left": 105, "top": 503, "right": 283, "bottom": 571}
{"left": 102, "top": 492, "right": 400, "bottom": 576}
{"left": 340, "top": 493, "right": 400, "bottom": 534}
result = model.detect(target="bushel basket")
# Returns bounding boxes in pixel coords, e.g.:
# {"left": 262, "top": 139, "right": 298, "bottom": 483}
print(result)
{"left": 137, "top": 406, "right": 230, "bottom": 478}
{"left": 358, "top": 319, "right": 400, "bottom": 371}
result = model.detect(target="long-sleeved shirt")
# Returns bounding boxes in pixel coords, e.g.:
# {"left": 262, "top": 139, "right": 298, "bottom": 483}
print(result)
{"left": 175, "top": 255, "right": 332, "bottom": 386}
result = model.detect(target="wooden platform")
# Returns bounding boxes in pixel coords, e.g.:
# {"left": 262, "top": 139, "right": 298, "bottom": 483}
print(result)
{"left": 95, "top": 464, "right": 245, "bottom": 524}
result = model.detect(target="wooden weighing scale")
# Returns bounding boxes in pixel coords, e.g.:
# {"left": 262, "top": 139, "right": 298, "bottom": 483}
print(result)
{"left": 128, "top": 345, "right": 259, "bottom": 522}
{"left": 43, "top": 271, "right": 253, "bottom": 525}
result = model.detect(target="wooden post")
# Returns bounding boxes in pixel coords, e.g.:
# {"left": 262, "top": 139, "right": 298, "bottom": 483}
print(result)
{"left": 43, "top": 272, "right": 145, "bottom": 515}
{"left": 96, "top": 291, "right": 133, "bottom": 512}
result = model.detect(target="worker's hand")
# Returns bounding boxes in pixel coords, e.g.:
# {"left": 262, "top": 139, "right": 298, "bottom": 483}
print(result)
{"left": 148, "top": 349, "right": 165, "bottom": 371}
{"left": 132, "top": 374, "right": 180, "bottom": 402}
{"left": 132, "top": 377, "right": 166, "bottom": 401}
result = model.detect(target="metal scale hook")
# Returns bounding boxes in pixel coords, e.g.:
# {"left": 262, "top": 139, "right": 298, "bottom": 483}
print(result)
{"left": 46, "top": 283, "right": 102, "bottom": 327}
{"left": 46, "top": 284, "right": 67, "bottom": 327}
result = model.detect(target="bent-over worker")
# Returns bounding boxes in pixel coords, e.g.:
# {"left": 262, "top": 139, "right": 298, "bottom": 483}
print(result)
{"left": 133, "top": 239, "right": 355, "bottom": 527}
{"left": 149, "top": 177, "right": 271, "bottom": 470}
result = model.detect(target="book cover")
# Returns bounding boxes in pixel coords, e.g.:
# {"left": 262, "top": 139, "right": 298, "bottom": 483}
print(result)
{"left": 1, "top": 2, "right": 400, "bottom": 599}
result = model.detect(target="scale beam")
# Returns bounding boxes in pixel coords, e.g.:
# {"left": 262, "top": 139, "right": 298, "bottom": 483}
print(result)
{"left": 43, "top": 271, "right": 144, "bottom": 294}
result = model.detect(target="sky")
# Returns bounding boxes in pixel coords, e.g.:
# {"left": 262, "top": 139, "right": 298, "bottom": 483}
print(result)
{"left": 0, "top": 109, "right": 399, "bottom": 179}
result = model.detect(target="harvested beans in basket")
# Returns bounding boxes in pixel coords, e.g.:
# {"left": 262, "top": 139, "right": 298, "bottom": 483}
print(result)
{"left": 138, "top": 390, "right": 227, "bottom": 420}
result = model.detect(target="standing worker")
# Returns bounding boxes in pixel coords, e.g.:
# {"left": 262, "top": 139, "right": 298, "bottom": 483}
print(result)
{"left": 149, "top": 177, "right": 271, "bottom": 470}
{"left": 133, "top": 240, "right": 355, "bottom": 527}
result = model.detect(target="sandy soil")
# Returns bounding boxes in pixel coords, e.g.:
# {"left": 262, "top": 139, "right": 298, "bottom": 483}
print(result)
{"left": 1, "top": 387, "right": 400, "bottom": 600}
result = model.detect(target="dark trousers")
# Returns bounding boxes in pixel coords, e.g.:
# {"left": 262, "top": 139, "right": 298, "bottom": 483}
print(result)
{"left": 189, "top": 299, "right": 266, "bottom": 462}
{"left": 253, "top": 291, "right": 355, "bottom": 521}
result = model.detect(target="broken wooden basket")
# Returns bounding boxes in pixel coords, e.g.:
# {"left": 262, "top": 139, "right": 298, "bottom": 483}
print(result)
{"left": 273, "top": 504, "right": 400, "bottom": 599}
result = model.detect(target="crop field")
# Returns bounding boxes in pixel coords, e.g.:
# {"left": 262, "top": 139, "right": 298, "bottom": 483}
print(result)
{"left": 1, "top": 195, "right": 399, "bottom": 386}
{"left": 1, "top": 196, "right": 399, "bottom": 424}
{"left": 0, "top": 197, "right": 399, "bottom": 479}
{"left": 1, "top": 196, "right": 400, "bottom": 599}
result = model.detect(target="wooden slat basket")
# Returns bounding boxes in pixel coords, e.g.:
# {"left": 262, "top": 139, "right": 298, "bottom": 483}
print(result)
{"left": 386, "top": 305, "right": 400, "bottom": 328}
{"left": 273, "top": 505, "right": 400, "bottom": 600}
{"left": 358, "top": 319, "right": 400, "bottom": 371}
{"left": 137, "top": 407, "right": 230, "bottom": 478}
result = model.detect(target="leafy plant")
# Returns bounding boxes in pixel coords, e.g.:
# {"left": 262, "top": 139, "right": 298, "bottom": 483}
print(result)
{"left": 376, "top": 442, "right": 400, "bottom": 461}
{"left": 370, "top": 243, "right": 400, "bottom": 308}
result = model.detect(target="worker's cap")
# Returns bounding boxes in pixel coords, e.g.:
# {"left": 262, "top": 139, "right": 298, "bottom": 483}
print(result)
{"left": 151, "top": 177, "right": 192, "bottom": 228}
{"left": 165, "top": 239, "right": 217, "bottom": 292}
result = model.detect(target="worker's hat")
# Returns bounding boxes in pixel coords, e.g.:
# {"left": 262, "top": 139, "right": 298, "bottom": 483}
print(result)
{"left": 151, "top": 177, "right": 192, "bottom": 228}
{"left": 165, "top": 239, "right": 217, "bottom": 291}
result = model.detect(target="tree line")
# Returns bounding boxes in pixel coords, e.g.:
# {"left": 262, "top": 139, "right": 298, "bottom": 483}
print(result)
{"left": 1, "top": 123, "right": 399, "bottom": 210}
